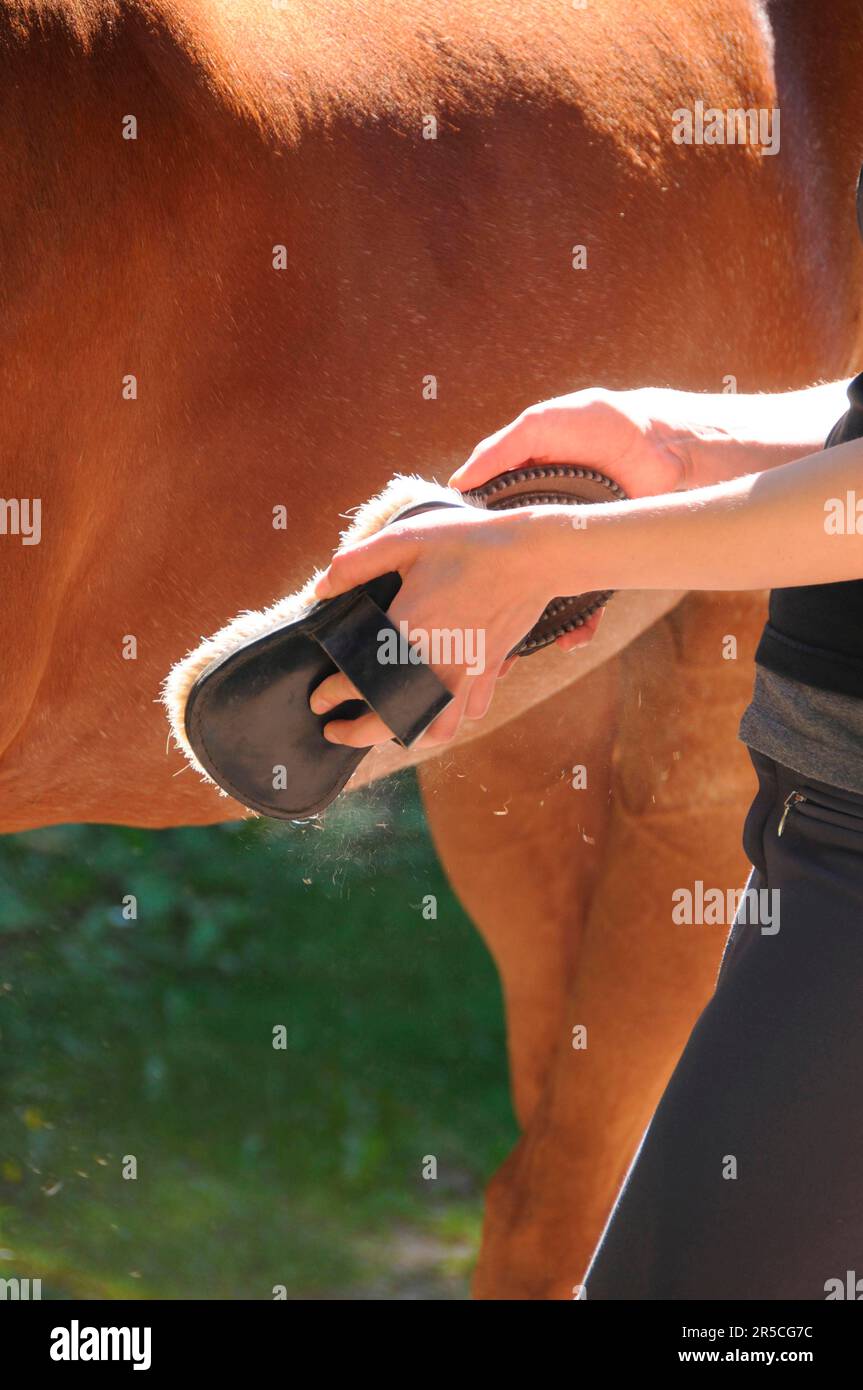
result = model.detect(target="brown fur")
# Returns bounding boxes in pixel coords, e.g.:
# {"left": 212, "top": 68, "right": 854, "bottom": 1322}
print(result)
{"left": 2, "top": 0, "right": 862, "bottom": 1297}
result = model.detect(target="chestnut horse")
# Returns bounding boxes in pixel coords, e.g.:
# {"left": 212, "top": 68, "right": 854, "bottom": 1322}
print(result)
{"left": 1, "top": 0, "right": 860, "bottom": 1297}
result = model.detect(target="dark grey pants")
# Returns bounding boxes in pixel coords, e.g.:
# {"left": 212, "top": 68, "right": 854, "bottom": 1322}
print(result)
{"left": 584, "top": 749, "right": 863, "bottom": 1300}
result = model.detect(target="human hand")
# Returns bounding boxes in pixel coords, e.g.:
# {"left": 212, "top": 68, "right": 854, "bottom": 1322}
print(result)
{"left": 311, "top": 505, "right": 563, "bottom": 748}
{"left": 451, "top": 387, "right": 687, "bottom": 650}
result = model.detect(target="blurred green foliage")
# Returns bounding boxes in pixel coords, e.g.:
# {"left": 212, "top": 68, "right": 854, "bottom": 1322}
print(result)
{"left": 0, "top": 774, "right": 516, "bottom": 1299}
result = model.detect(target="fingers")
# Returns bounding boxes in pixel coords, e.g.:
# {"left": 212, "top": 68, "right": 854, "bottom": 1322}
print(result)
{"left": 450, "top": 388, "right": 619, "bottom": 492}
{"left": 310, "top": 670, "right": 360, "bottom": 714}
{"left": 311, "top": 646, "right": 466, "bottom": 746}
{"left": 321, "top": 708, "right": 394, "bottom": 747}
{"left": 554, "top": 629, "right": 591, "bottom": 653}
{"left": 553, "top": 607, "right": 605, "bottom": 652}
{"left": 315, "top": 531, "right": 409, "bottom": 599}
{"left": 463, "top": 669, "right": 499, "bottom": 722}
{"left": 310, "top": 671, "right": 392, "bottom": 746}
{"left": 414, "top": 685, "right": 470, "bottom": 747}
{"left": 317, "top": 651, "right": 493, "bottom": 749}
{"left": 449, "top": 407, "right": 543, "bottom": 491}
{"left": 321, "top": 682, "right": 468, "bottom": 749}
{"left": 312, "top": 667, "right": 462, "bottom": 747}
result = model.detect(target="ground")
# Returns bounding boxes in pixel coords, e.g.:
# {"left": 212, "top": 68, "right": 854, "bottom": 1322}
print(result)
{"left": 0, "top": 777, "right": 516, "bottom": 1299}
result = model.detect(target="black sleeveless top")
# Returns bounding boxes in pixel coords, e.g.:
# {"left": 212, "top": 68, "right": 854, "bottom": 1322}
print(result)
{"left": 754, "top": 167, "right": 863, "bottom": 699}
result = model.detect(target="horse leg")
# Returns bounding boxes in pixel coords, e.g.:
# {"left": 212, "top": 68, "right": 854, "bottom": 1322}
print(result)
{"left": 422, "top": 591, "right": 764, "bottom": 1298}
{"left": 419, "top": 655, "right": 620, "bottom": 1130}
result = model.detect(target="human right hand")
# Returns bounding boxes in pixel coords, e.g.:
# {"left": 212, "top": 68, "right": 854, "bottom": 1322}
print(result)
{"left": 451, "top": 387, "right": 689, "bottom": 650}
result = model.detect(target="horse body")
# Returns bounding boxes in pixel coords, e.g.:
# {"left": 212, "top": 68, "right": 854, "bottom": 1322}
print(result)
{"left": 2, "top": 0, "right": 860, "bottom": 1296}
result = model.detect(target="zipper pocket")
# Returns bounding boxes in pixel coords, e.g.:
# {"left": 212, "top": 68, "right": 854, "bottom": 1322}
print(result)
{"left": 778, "top": 788, "right": 863, "bottom": 837}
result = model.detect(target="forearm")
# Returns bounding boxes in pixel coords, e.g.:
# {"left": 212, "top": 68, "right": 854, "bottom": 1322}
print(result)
{"left": 539, "top": 435, "right": 863, "bottom": 595}
{"left": 646, "top": 380, "right": 852, "bottom": 488}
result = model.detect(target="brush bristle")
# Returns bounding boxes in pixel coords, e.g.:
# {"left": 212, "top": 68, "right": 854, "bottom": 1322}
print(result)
{"left": 160, "top": 474, "right": 465, "bottom": 795}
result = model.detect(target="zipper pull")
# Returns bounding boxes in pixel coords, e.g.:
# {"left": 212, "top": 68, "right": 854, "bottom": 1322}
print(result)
{"left": 778, "top": 790, "right": 806, "bottom": 837}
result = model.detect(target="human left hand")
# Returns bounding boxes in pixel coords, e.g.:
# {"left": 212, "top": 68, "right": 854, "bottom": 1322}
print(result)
{"left": 310, "top": 503, "right": 592, "bottom": 748}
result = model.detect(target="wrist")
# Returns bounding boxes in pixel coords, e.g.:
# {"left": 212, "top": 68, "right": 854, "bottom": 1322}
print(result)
{"left": 639, "top": 381, "right": 851, "bottom": 490}
{"left": 636, "top": 387, "right": 747, "bottom": 491}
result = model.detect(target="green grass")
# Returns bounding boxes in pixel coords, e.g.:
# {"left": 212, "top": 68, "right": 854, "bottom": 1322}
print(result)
{"left": 0, "top": 774, "right": 516, "bottom": 1299}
